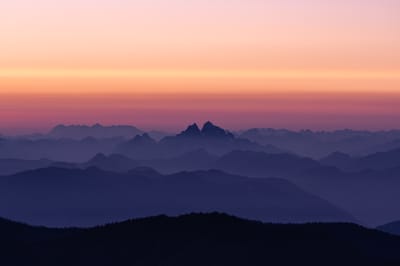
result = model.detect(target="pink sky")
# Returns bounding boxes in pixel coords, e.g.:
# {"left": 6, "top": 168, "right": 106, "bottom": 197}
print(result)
{"left": 0, "top": 0, "right": 399, "bottom": 133}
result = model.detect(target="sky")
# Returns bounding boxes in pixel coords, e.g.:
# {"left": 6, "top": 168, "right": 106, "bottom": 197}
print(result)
{"left": 0, "top": 0, "right": 399, "bottom": 134}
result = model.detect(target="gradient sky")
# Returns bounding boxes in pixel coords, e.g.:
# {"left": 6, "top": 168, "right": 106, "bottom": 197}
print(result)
{"left": 0, "top": 0, "right": 400, "bottom": 134}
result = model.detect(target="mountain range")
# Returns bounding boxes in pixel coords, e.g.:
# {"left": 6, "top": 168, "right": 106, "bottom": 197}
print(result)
{"left": 0, "top": 122, "right": 283, "bottom": 162}
{"left": 2, "top": 145, "right": 400, "bottom": 225}
{"left": 320, "top": 148, "right": 400, "bottom": 171}
{"left": 117, "top": 122, "right": 284, "bottom": 159}
{"left": 0, "top": 137, "right": 122, "bottom": 162}
{"left": 239, "top": 128, "right": 400, "bottom": 158}
{"left": 4, "top": 122, "right": 400, "bottom": 162}
{"left": 2, "top": 122, "right": 400, "bottom": 226}
{"left": 48, "top": 124, "right": 144, "bottom": 139}
{"left": 0, "top": 167, "right": 353, "bottom": 227}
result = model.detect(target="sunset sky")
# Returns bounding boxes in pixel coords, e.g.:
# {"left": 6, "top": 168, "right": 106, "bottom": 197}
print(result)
{"left": 1, "top": 0, "right": 400, "bottom": 134}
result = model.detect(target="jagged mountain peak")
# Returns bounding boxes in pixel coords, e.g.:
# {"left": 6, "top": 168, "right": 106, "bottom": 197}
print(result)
{"left": 178, "top": 121, "right": 234, "bottom": 139}
{"left": 201, "top": 121, "right": 234, "bottom": 138}
{"left": 178, "top": 123, "right": 201, "bottom": 137}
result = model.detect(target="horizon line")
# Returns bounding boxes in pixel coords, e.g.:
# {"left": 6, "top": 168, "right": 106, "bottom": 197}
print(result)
{"left": 4, "top": 122, "right": 400, "bottom": 137}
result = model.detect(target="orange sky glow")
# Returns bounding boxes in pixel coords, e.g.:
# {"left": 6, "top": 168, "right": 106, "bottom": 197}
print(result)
{"left": 0, "top": 0, "right": 399, "bottom": 133}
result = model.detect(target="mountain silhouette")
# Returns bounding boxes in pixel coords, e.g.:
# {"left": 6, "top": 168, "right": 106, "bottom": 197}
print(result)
{"left": 240, "top": 128, "right": 400, "bottom": 158}
{"left": 83, "top": 153, "right": 139, "bottom": 172}
{"left": 117, "top": 122, "right": 284, "bottom": 159}
{"left": 130, "top": 133, "right": 157, "bottom": 144}
{"left": 293, "top": 166, "right": 400, "bottom": 226}
{"left": 140, "top": 149, "right": 217, "bottom": 173}
{"left": 4, "top": 126, "right": 400, "bottom": 162}
{"left": 201, "top": 121, "right": 235, "bottom": 138}
{"left": 320, "top": 152, "right": 353, "bottom": 169}
{"left": 321, "top": 148, "right": 400, "bottom": 171}
{"left": 1, "top": 213, "right": 400, "bottom": 266}
{"left": 177, "top": 122, "right": 234, "bottom": 139}
{"left": 48, "top": 124, "right": 143, "bottom": 139}
{"left": 0, "top": 167, "right": 353, "bottom": 227}
{"left": 214, "top": 150, "right": 320, "bottom": 178}
{"left": 4, "top": 123, "right": 400, "bottom": 228}
{"left": 0, "top": 158, "right": 53, "bottom": 175}
{"left": 116, "top": 133, "right": 159, "bottom": 159}
{"left": 0, "top": 149, "right": 214, "bottom": 175}
{"left": 377, "top": 221, "right": 400, "bottom": 236}
{"left": 2, "top": 146, "right": 400, "bottom": 226}
{"left": 119, "top": 133, "right": 158, "bottom": 151}
{"left": 1, "top": 122, "right": 288, "bottom": 162}
{"left": 177, "top": 123, "right": 202, "bottom": 137}
{"left": 0, "top": 137, "right": 123, "bottom": 162}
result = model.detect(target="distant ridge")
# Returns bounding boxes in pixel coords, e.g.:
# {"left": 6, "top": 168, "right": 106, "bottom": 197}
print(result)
{"left": 240, "top": 128, "right": 400, "bottom": 158}
{"left": 0, "top": 167, "right": 353, "bottom": 227}
{"left": 215, "top": 150, "right": 320, "bottom": 178}
{"left": 377, "top": 221, "right": 400, "bottom": 236}
{"left": 320, "top": 148, "right": 400, "bottom": 171}
{"left": 48, "top": 124, "right": 143, "bottom": 139}
{"left": 83, "top": 153, "right": 139, "bottom": 172}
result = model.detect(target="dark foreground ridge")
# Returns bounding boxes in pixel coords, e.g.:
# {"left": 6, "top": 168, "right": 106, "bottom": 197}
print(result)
{"left": 1, "top": 213, "right": 400, "bottom": 266}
